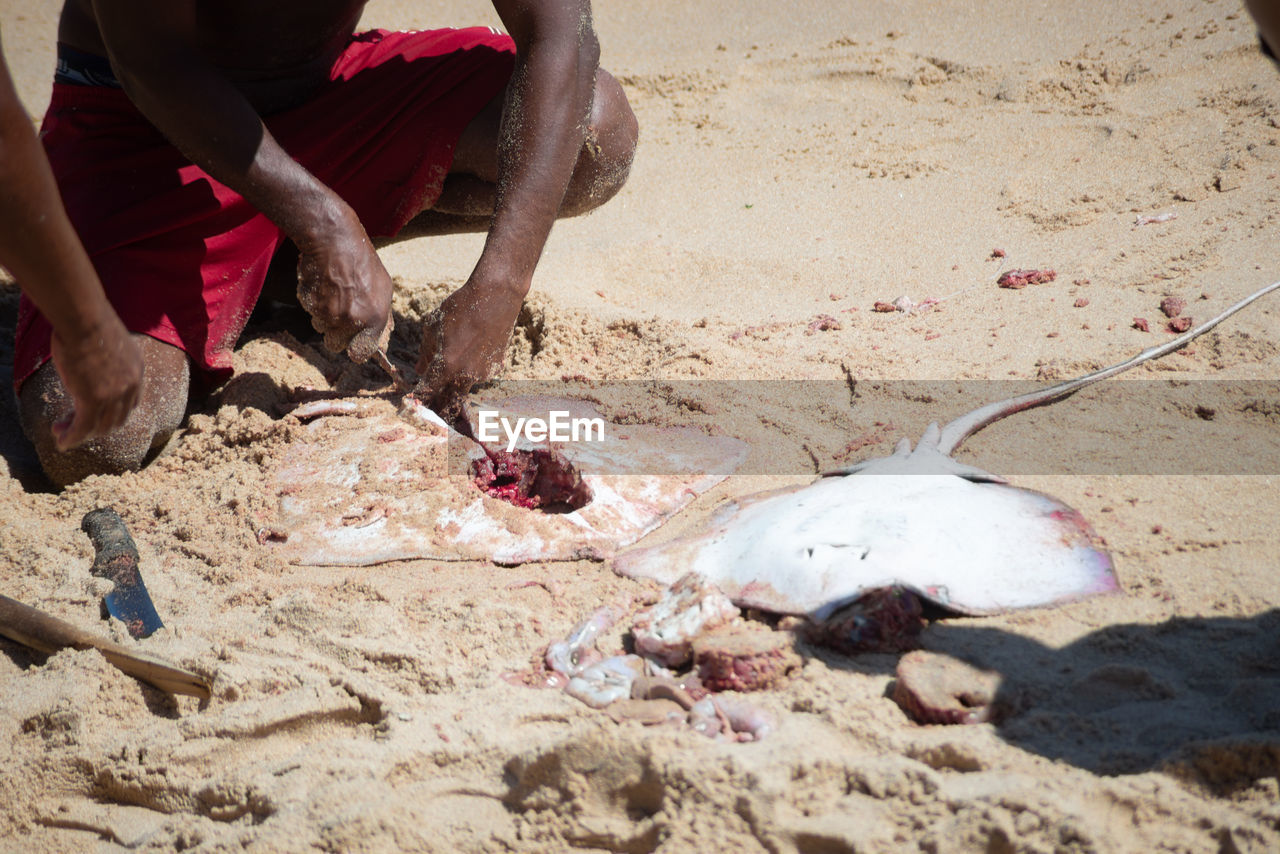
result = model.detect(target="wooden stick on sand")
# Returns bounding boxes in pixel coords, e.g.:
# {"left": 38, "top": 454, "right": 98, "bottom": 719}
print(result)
{"left": 0, "top": 594, "right": 211, "bottom": 700}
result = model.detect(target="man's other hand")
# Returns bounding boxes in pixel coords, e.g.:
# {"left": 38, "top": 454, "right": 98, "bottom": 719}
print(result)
{"left": 415, "top": 279, "right": 523, "bottom": 418}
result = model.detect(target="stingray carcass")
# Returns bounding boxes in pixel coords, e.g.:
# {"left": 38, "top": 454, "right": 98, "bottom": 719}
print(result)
{"left": 263, "top": 395, "right": 749, "bottom": 566}
{"left": 615, "top": 282, "right": 1280, "bottom": 624}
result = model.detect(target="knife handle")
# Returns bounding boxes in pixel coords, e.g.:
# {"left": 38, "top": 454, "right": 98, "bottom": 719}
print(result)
{"left": 82, "top": 507, "right": 141, "bottom": 585}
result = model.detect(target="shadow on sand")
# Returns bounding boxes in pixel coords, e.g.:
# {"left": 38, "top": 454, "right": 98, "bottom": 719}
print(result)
{"left": 864, "top": 607, "right": 1280, "bottom": 788}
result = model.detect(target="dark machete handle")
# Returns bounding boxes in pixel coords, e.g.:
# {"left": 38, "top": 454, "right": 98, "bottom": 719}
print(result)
{"left": 82, "top": 508, "right": 141, "bottom": 586}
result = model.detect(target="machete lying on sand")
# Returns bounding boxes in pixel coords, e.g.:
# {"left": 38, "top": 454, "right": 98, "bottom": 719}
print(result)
{"left": 82, "top": 508, "right": 166, "bottom": 639}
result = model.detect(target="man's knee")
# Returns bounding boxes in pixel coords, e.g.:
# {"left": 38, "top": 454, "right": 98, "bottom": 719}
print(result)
{"left": 19, "top": 337, "right": 191, "bottom": 487}
{"left": 562, "top": 69, "right": 638, "bottom": 216}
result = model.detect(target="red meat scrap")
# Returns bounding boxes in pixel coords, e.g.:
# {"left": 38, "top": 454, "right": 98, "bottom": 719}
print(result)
{"left": 806, "top": 314, "right": 842, "bottom": 334}
{"left": 997, "top": 269, "right": 1057, "bottom": 289}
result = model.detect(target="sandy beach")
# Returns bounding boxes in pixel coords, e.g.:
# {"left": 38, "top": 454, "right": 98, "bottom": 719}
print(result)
{"left": 1, "top": 0, "right": 1279, "bottom": 850}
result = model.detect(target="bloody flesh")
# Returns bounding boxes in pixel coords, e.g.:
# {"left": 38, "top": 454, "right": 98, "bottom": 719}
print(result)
{"left": 471, "top": 448, "right": 593, "bottom": 511}
{"left": 997, "top": 269, "right": 1057, "bottom": 289}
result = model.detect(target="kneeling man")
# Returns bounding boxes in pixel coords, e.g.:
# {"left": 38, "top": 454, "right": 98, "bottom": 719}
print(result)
{"left": 17, "top": 0, "right": 637, "bottom": 486}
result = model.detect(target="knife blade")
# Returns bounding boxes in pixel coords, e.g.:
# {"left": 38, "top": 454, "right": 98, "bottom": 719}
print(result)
{"left": 372, "top": 348, "right": 412, "bottom": 392}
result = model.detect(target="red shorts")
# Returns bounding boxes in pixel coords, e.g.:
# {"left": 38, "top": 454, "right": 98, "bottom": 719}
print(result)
{"left": 15, "top": 27, "right": 515, "bottom": 391}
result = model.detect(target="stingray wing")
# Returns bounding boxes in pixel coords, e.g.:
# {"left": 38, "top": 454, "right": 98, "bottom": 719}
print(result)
{"left": 265, "top": 398, "right": 749, "bottom": 566}
{"left": 613, "top": 474, "right": 1117, "bottom": 618}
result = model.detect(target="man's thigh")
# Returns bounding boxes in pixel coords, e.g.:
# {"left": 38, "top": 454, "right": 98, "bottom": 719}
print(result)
{"left": 270, "top": 27, "right": 516, "bottom": 238}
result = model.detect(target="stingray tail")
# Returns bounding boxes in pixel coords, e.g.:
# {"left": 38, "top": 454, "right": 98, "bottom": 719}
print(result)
{"left": 936, "top": 279, "right": 1280, "bottom": 455}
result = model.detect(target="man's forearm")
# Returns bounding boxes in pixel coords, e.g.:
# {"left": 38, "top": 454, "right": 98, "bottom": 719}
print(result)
{"left": 108, "top": 57, "right": 343, "bottom": 246}
{"left": 477, "top": 0, "right": 600, "bottom": 293}
{"left": 89, "top": 0, "right": 392, "bottom": 358}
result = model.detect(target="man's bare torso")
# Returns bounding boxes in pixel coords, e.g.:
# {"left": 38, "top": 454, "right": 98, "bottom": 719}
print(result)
{"left": 59, "top": 0, "right": 368, "bottom": 112}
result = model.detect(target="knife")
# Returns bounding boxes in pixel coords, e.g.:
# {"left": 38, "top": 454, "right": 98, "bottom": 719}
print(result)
{"left": 372, "top": 347, "right": 412, "bottom": 392}
{"left": 81, "top": 508, "right": 164, "bottom": 640}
